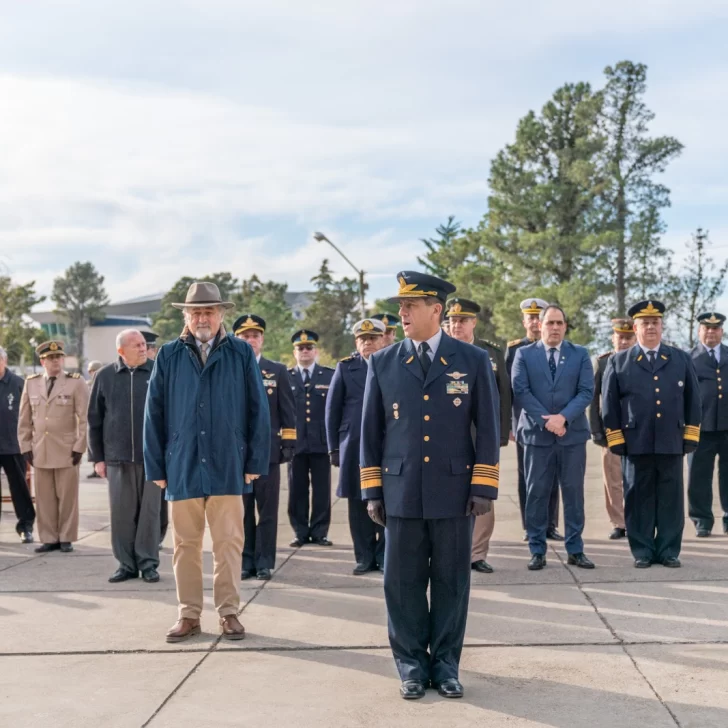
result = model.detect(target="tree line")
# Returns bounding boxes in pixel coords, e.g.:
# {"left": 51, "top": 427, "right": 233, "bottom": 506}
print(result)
{"left": 2, "top": 59, "right": 725, "bottom": 368}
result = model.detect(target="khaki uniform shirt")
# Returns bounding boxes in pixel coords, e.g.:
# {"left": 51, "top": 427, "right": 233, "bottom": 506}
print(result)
{"left": 17, "top": 372, "right": 89, "bottom": 468}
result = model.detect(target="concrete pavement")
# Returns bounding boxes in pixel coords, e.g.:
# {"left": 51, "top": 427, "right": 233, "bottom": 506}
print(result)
{"left": 1, "top": 443, "right": 728, "bottom": 727}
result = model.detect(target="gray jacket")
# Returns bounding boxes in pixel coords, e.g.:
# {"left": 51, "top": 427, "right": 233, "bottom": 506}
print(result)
{"left": 87, "top": 357, "right": 153, "bottom": 464}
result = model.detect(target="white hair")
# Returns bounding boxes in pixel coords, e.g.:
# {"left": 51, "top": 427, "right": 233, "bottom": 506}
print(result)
{"left": 0, "top": 346, "right": 7, "bottom": 361}
{"left": 116, "top": 329, "right": 143, "bottom": 349}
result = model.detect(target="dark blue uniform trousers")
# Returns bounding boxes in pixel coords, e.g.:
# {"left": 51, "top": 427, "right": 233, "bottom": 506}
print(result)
{"left": 348, "top": 498, "right": 385, "bottom": 568}
{"left": 622, "top": 455, "right": 684, "bottom": 562}
{"left": 516, "top": 441, "right": 559, "bottom": 531}
{"left": 384, "top": 515, "right": 472, "bottom": 684}
{"left": 687, "top": 432, "right": 728, "bottom": 532}
{"left": 523, "top": 443, "right": 586, "bottom": 555}
{"left": 288, "top": 453, "right": 331, "bottom": 541}
{"left": 243, "top": 464, "right": 280, "bottom": 571}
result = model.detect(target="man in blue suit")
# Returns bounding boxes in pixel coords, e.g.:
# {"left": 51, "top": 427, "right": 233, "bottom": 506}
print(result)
{"left": 360, "top": 271, "right": 500, "bottom": 701}
{"left": 511, "top": 304, "right": 595, "bottom": 570}
{"left": 326, "top": 318, "right": 387, "bottom": 575}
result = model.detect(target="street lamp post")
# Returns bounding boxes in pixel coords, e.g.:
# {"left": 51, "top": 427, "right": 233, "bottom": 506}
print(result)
{"left": 313, "top": 232, "right": 367, "bottom": 319}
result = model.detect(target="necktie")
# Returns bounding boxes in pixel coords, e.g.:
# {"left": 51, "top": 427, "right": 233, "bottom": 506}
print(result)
{"left": 303, "top": 369, "right": 311, "bottom": 387}
{"left": 200, "top": 343, "right": 210, "bottom": 365}
{"left": 419, "top": 342, "right": 431, "bottom": 375}
{"left": 46, "top": 376, "right": 56, "bottom": 397}
{"left": 548, "top": 348, "right": 557, "bottom": 380}
{"left": 709, "top": 348, "right": 716, "bottom": 363}
{"left": 647, "top": 350, "right": 656, "bottom": 369}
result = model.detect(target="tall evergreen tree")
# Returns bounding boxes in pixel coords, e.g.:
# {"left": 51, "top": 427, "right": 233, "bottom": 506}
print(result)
{"left": 417, "top": 216, "right": 463, "bottom": 277}
{"left": 0, "top": 277, "right": 47, "bottom": 364}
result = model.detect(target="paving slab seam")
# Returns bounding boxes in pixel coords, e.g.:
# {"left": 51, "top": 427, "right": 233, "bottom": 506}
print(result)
{"left": 553, "top": 547, "right": 684, "bottom": 727}
{"left": 0, "top": 524, "right": 111, "bottom": 573}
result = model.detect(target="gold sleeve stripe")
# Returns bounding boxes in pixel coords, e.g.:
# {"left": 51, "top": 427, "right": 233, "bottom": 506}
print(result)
{"left": 281, "top": 429, "right": 296, "bottom": 439}
{"left": 360, "top": 473, "right": 382, "bottom": 481}
{"left": 361, "top": 480, "right": 382, "bottom": 489}
{"left": 360, "top": 467, "right": 381, "bottom": 474}
{"left": 684, "top": 425, "right": 701, "bottom": 442}
{"left": 471, "top": 476, "right": 499, "bottom": 487}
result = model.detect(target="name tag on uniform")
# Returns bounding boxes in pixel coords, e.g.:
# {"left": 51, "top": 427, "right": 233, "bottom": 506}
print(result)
{"left": 315, "top": 384, "right": 329, "bottom": 390}
{"left": 447, "top": 381, "right": 469, "bottom": 395}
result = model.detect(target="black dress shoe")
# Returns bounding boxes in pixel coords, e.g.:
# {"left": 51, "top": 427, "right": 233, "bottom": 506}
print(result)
{"left": 528, "top": 554, "right": 546, "bottom": 570}
{"left": 59, "top": 542, "right": 74, "bottom": 553}
{"left": 634, "top": 558, "right": 652, "bottom": 568}
{"left": 142, "top": 568, "right": 160, "bottom": 583}
{"left": 353, "top": 562, "right": 373, "bottom": 575}
{"left": 19, "top": 530, "right": 34, "bottom": 544}
{"left": 546, "top": 528, "right": 564, "bottom": 541}
{"left": 311, "top": 537, "right": 333, "bottom": 546}
{"left": 35, "top": 543, "right": 60, "bottom": 553}
{"left": 567, "top": 553, "right": 595, "bottom": 569}
{"left": 289, "top": 537, "right": 306, "bottom": 547}
{"left": 256, "top": 568, "right": 271, "bottom": 580}
{"left": 435, "top": 678, "right": 464, "bottom": 698}
{"left": 661, "top": 557, "right": 681, "bottom": 568}
{"left": 241, "top": 569, "right": 256, "bottom": 580}
{"left": 400, "top": 680, "right": 427, "bottom": 700}
{"left": 608, "top": 528, "right": 626, "bottom": 540}
{"left": 471, "top": 560, "right": 494, "bottom": 573}
{"left": 696, "top": 528, "right": 711, "bottom": 538}
{"left": 108, "top": 568, "right": 138, "bottom": 583}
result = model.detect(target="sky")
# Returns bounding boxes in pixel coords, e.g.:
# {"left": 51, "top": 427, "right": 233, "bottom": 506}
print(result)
{"left": 1, "top": 0, "right": 727, "bottom": 312}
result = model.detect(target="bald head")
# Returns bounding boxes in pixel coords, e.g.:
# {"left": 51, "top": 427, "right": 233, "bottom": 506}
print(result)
{"left": 116, "top": 329, "right": 147, "bottom": 367}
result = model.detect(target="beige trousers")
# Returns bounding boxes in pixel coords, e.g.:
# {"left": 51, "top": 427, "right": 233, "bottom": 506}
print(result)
{"left": 602, "top": 448, "right": 625, "bottom": 529}
{"left": 471, "top": 506, "right": 495, "bottom": 562}
{"left": 34, "top": 466, "right": 79, "bottom": 544}
{"left": 170, "top": 495, "right": 243, "bottom": 620}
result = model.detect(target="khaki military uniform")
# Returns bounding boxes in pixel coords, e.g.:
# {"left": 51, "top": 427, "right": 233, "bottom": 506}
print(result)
{"left": 17, "top": 372, "right": 89, "bottom": 544}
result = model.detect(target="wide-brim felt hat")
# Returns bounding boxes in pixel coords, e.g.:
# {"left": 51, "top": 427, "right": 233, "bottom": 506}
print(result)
{"left": 171, "top": 282, "right": 235, "bottom": 310}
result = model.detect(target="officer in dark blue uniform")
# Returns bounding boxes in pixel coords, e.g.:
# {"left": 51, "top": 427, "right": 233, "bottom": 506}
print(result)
{"left": 687, "top": 311, "right": 728, "bottom": 537}
{"left": 234, "top": 314, "right": 296, "bottom": 580}
{"left": 602, "top": 300, "right": 701, "bottom": 568}
{"left": 326, "top": 318, "right": 387, "bottom": 574}
{"left": 287, "top": 330, "right": 335, "bottom": 546}
{"left": 371, "top": 312, "right": 400, "bottom": 347}
{"left": 506, "top": 298, "right": 562, "bottom": 541}
{"left": 361, "top": 271, "right": 500, "bottom": 701}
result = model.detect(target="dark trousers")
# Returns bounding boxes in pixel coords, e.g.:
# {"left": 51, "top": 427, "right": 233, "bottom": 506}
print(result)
{"left": 523, "top": 443, "right": 586, "bottom": 556}
{"left": 107, "top": 462, "right": 160, "bottom": 573}
{"left": 159, "top": 489, "right": 168, "bottom": 543}
{"left": 384, "top": 516, "right": 472, "bottom": 684}
{"left": 0, "top": 453, "right": 35, "bottom": 533}
{"left": 243, "top": 464, "right": 281, "bottom": 571}
{"left": 348, "top": 497, "right": 385, "bottom": 567}
{"left": 288, "top": 453, "right": 331, "bottom": 541}
{"left": 516, "top": 441, "right": 559, "bottom": 531}
{"left": 622, "top": 454, "right": 684, "bottom": 562}
{"left": 688, "top": 431, "right": 728, "bottom": 531}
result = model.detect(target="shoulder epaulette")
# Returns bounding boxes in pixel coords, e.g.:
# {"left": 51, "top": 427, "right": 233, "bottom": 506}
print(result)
{"left": 26, "top": 373, "right": 41, "bottom": 380}
{"left": 339, "top": 355, "right": 354, "bottom": 362}
{"left": 287, "top": 367, "right": 295, "bottom": 373}
{"left": 507, "top": 339, "right": 522, "bottom": 347}
{"left": 65, "top": 372, "right": 81, "bottom": 379}
{"left": 598, "top": 351, "right": 614, "bottom": 359}
{"left": 484, "top": 339, "right": 502, "bottom": 351}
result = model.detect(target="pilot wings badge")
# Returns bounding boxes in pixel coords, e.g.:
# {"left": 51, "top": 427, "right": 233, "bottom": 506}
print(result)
{"left": 446, "top": 372, "right": 467, "bottom": 380}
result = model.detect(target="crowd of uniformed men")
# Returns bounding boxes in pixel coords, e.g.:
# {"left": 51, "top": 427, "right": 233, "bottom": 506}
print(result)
{"left": 1, "top": 271, "right": 726, "bottom": 699}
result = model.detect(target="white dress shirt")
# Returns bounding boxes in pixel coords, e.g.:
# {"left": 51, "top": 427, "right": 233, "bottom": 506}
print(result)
{"left": 410, "top": 328, "right": 443, "bottom": 361}
{"left": 705, "top": 344, "right": 721, "bottom": 363}
{"left": 298, "top": 364, "right": 315, "bottom": 380}
{"left": 545, "top": 342, "right": 562, "bottom": 362}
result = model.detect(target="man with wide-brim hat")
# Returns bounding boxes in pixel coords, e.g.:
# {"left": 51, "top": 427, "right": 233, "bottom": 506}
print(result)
{"left": 144, "top": 281, "right": 271, "bottom": 642}
{"left": 602, "top": 300, "right": 701, "bottom": 568}
{"left": 687, "top": 311, "right": 728, "bottom": 537}
{"left": 18, "top": 340, "right": 89, "bottom": 553}
{"left": 360, "top": 270, "right": 500, "bottom": 700}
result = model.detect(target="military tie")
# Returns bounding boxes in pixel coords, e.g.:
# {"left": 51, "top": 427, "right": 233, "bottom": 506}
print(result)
{"left": 200, "top": 343, "right": 210, "bottom": 365}
{"left": 648, "top": 350, "right": 656, "bottom": 370}
{"left": 303, "top": 368, "right": 311, "bottom": 388}
{"left": 46, "top": 376, "right": 56, "bottom": 397}
{"left": 548, "top": 348, "right": 557, "bottom": 380}
{"left": 418, "top": 342, "right": 431, "bottom": 375}
{"left": 709, "top": 348, "right": 716, "bottom": 363}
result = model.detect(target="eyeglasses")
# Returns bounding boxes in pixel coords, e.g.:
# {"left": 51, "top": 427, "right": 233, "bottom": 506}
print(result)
{"left": 297, "top": 345, "right": 315, "bottom": 351}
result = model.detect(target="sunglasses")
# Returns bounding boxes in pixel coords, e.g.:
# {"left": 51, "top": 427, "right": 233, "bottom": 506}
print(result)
{"left": 297, "top": 344, "right": 315, "bottom": 351}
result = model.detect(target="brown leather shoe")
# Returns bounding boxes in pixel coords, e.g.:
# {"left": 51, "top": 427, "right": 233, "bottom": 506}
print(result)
{"left": 165, "top": 618, "right": 201, "bottom": 643}
{"left": 219, "top": 615, "right": 245, "bottom": 640}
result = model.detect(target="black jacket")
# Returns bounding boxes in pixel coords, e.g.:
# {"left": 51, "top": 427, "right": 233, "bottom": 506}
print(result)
{"left": 259, "top": 356, "right": 296, "bottom": 463}
{"left": 690, "top": 343, "right": 728, "bottom": 432}
{"left": 0, "top": 369, "right": 25, "bottom": 455}
{"left": 288, "top": 365, "right": 334, "bottom": 454}
{"left": 87, "top": 357, "right": 153, "bottom": 464}
{"left": 474, "top": 339, "right": 510, "bottom": 447}
{"left": 589, "top": 351, "right": 613, "bottom": 446}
